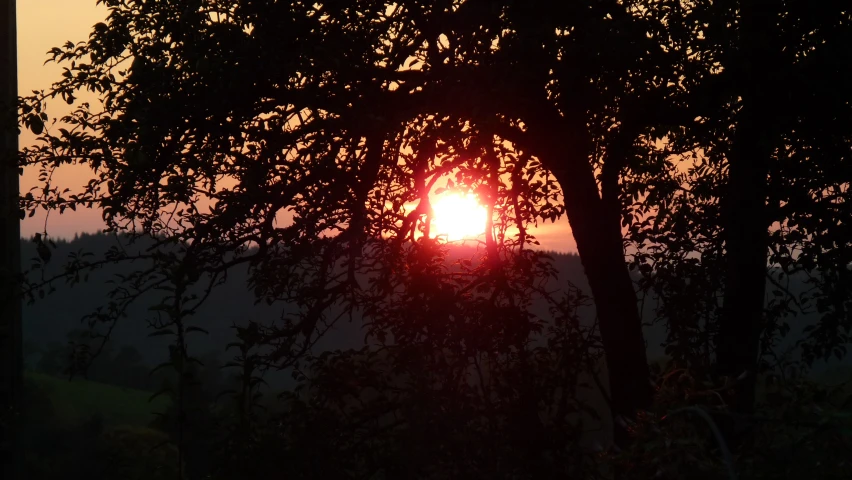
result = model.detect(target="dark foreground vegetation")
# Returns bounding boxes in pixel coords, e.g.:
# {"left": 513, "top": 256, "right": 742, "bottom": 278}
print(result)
{"left": 6, "top": 0, "right": 852, "bottom": 478}
{"left": 16, "top": 234, "right": 852, "bottom": 479}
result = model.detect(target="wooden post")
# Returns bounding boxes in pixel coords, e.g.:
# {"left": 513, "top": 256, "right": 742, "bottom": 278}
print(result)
{"left": 0, "top": 0, "right": 21, "bottom": 477}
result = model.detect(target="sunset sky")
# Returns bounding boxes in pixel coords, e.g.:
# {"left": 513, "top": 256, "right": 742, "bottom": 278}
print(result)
{"left": 16, "top": 0, "right": 576, "bottom": 252}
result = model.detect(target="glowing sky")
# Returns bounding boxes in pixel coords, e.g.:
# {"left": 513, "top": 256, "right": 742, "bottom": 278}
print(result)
{"left": 16, "top": 0, "right": 576, "bottom": 252}
{"left": 18, "top": 0, "right": 108, "bottom": 240}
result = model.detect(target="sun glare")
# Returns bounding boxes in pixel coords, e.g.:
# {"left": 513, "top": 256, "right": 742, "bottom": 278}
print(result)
{"left": 430, "top": 193, "right": 488, "bottom": 241}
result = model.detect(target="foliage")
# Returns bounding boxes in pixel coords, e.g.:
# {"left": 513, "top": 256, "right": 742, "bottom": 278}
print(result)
{"left": 18, "top": 375, "right": 178, "bottom": 480}
{"left": 741, "top": 372, "right": 852, "bottom": 479}
{"left": 95, "top": 425, "right": 180, "bottom": 480}
{"left": 14, "top": 0, "right": 852, "bottom": 478}
{"left": 19, "top": 0, "right": 689, "bottom": 428}
{"left": 615, "top": 365, "right": 852, "bottom": 480}
{"left": 623, "top": 0, "right": 852, "bottom": 371}
{"left": 86, "top": 242, "right": 610, "bottom": 479}
{"left": 33, "top": 332, "right": 156, "bottom": 389}
{"left": 207, "top": 267, "right": 607, "bottom": 479}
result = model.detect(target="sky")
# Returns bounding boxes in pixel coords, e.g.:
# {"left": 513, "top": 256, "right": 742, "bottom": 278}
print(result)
{"left": 16, "top": 0, "right": 577, "bottom": 252}
{"left": 18, "top": 0, "right": 108, "bottom": 241}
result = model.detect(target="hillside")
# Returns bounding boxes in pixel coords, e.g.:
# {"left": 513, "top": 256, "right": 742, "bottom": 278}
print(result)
{"left": 21, "top": 233, "right": 587, "bottom": 361}
{"left": 20, "top": 233, "right": 845, "bottom": 379}
{"left": 24, "top": 370, "right": 169, "bottom": 428}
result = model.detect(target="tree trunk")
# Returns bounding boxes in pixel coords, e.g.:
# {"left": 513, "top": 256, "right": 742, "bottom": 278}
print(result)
{"left": 716, "top": 0, "right": 776, "bottom": 416}
{"left": 0, "top": 1, "right": 21, "bottom": 478}
{"left": 716, "top": 123, "right": 770, "bottom": 415}
{"left": 564, "top": 169, "right": 653, "bottom": 447}
{"left": 540, "top": 123, "right": 653, "bottom": 448}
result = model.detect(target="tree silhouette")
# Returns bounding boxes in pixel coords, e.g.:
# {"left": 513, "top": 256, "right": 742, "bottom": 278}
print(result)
{"left": 1, "top": 1, "right": 21, "bottom": 478}
{"left": 19, "top": 0, "right": 693, "bottom": 447}
{"left": 625, "top": 0, "right": 852, "bottom": 420}
{"left": 17, "top": 1, "right": 852, "bottom": 471}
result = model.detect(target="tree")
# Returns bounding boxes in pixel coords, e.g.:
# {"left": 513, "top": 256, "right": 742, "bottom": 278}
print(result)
{"left": 22, "top": 0, "right": 851, "bottom": 457}
{"left": 625, "top": 0, "right": 852, "bottom": 419}
{"left": 20, "top": 0, "right": 693, "bottom": 447}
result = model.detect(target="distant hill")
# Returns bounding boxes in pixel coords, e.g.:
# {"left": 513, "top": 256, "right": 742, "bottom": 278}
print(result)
{"left": 21, "top": 233, "right": 590, "bottom": 362}
{"left": 20, "top": 232, "right": 847, "bottom": 379}
{"left": 22, "top": 233, "right": 289, "bottom": 366}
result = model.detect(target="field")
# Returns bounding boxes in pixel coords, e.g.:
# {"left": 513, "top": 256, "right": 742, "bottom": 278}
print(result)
{"left": 24, "top": 370, "right": 170, "bottom": 427}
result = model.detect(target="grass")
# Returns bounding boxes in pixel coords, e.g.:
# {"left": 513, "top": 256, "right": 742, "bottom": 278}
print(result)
{"left": 24, "top": 370, "right": 171, "bottom": 428}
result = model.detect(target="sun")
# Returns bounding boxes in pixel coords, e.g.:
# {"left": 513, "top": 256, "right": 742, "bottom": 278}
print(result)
{"left": 430, "top": 193, "right": 488, "bottom": 241}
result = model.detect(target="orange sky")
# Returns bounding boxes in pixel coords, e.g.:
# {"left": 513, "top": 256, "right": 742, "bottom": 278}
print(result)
{"left": 16, "top": 0, "right": 576, "bottom": 252}
{"left": 18, "top": 0, "right": 108, "bottom": 241}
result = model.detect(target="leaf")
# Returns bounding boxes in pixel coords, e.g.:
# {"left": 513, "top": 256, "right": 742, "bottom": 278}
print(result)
{"left": 29, "top": 116, "right": 44, "bottom": 135}
{"left": 185, "top": 326, "right": 210, "bottom": 335}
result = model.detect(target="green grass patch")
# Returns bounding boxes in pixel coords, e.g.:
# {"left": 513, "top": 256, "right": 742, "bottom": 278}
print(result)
{"left": 24, "top": 370, "right": 171, "bottom": 428}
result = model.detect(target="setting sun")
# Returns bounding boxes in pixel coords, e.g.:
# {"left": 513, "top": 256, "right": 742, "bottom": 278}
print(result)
{"left": 430, "top": 193, "right": 488, "bottom": 241}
